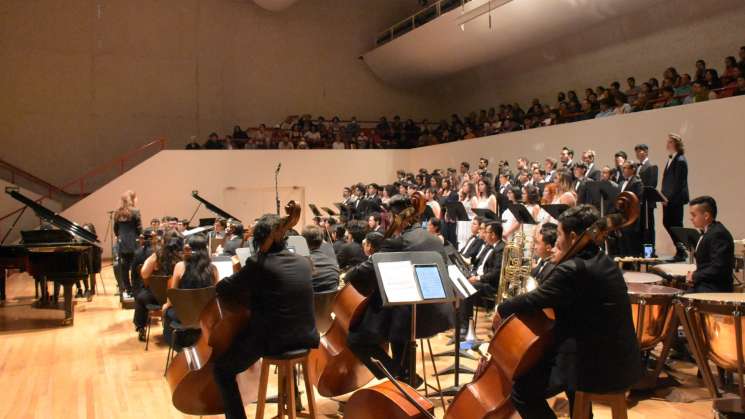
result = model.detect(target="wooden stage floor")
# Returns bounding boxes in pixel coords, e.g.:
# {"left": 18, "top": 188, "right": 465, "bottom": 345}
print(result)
{"left": 0, "top": 266, "right": 718, "bottom": 419}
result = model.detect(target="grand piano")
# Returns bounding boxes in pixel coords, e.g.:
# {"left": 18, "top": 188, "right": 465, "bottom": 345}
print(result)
{"left": 0, "top": 187, "right": 101, "bottom": 325}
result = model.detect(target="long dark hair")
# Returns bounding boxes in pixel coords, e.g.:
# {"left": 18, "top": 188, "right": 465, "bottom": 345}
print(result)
{"left": 184, "top": 234, "right": 214, "bottom": 283}
{"left": 157, "top": 230, "right": 183, "bottom": 275}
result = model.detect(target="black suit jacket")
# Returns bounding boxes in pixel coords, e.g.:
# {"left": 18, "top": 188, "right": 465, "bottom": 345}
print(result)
{"left": 611, "top": 168, "right": 625, "bottom": 185}
{"left": 309, "top": 247, "right": 340, "bottom": 292}
{"left": 531, "top": 258, "right": 555, "bottom": 284}
{"left": 217, "top": 249, "right": 320, "bottom": 355}
{"left": 478, "top": 241, "right": 505, "bottom": 292}
{"left": 638, "top": 160, "right": 659, "bottom": 208}
{"left": 575, "top": 178, "right": 595, "bottom": 206}
{"left": 114, "top": 209, "right": 142, "bottom": 254}
{"left": 586, "top": 164, "right": 601, "bottom": 181}
{"left": 498, "top": 248, "right": 641, "bottom": 393}
{"left": 460, "top": 235, "right": 484, "bottom": 260}
{"left": 661, "top": 154, "right": 689, "bottom": 205}
{"left": 693, "top": 222, "right": 735, "bottom": 292}
{"left": 220, "top": 235, "right": 244, "bottom": 256}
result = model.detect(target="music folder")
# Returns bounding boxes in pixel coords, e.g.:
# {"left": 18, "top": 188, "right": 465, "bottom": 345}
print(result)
{"left": 443, "top": 201, "right": 469, "bottom": 221}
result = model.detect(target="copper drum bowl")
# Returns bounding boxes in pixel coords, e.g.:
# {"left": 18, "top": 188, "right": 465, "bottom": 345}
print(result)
{"left": 627, "top": 283, "right": 682, "bottom": 351}
{"left": 651, "top": 263, "right": 696, "bottom": 288}
{"left": 679, "top": 293, "right": 745, "bottom": 372}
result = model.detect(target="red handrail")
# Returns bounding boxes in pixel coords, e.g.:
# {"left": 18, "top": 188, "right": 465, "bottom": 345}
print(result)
{"left": 0, "top": 159, "right": 80, "bottom": 199}
{"left": 58, "top": 138, "right": 167, "bottom": 195}
{"left": 0, "top": 137, "right": 166, "bottom": 225}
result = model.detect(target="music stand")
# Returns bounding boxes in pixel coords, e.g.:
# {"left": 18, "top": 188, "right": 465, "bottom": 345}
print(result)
{"left": 199, "top": 217, "right": 216, "bottom": 227}
{"left": 540, "top": 204, "right": 569, "bottom": 221}
{"left": 472, "top": 208, "right": 499, "bottom": 222}
{"left": 372, "top": 251, "right": 455, "bottom": 388}
{"left": 308, "top": 204, "right": 322, "bottom": 218}
{"left": 670, "top": 227, "right": 701, "bottom": 263}
{"left": 443, "top": 202, "right": 469, "bottom": 222}
{"left": 586, "top": 180, "right": 620, "bottom": 216}
{"left": 508, "top": 204, "right": 537, "bottom": 226}
{"left": 321, "top": 207, "right": 338, "bottom": 217}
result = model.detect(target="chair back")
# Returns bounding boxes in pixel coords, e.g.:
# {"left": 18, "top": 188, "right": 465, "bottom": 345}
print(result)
{"left": 149, "top": 275, "right": 171, "bottom": 306}
{"left": 313, "top": 288, "right": 340, "bottom": 335}
{"left": 167, "top": 286, "right": 216, "bottom": 329}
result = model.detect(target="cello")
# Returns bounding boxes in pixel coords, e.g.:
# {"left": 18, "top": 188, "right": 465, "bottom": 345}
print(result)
{"left": 166, "top": 202, "right": 301, "bottom": 415}
{"left": 344, "top": 193, "right": 640, "bottom": 419}
{"left": 307, "top": 192, "right": 427, "bottom": 397}
{"left": 444, "top": 192, "right": 640, "bottom": 419}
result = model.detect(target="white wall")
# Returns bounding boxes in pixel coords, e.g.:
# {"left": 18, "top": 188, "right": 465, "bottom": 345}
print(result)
{"left": 407, "top": 96, "right": 745, "bottom": 255}
{"left": 62, "top": 96, "right": 745, "bottom": 258}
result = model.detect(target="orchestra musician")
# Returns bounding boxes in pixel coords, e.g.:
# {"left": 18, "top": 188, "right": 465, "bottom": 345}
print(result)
{"left": 459, "top": 216, "right": 485, "bottom": 261}
{"left": 685, "top": 196, "right": 735, "bottom": 292}
{"left": 532, "top": 223, "right": 557, "bottom": 283}
{"left": 162, "top": 234, "right": 219, "bottom": 346}
{"left": 619, "top": 161, "right": 643, "bottom": 256}
{"left": 114, "top": 190, "right": 142, "bottom": 299}
{"left": 217, "top": 220, "right": 244, "bottom": 256}
{"left": 495, "top": 205, "right": 641, "bottom": 419}
{"left": 301, "top": 224, "right": 340, "bottom": 293}
{"left": 336, "top": 220, "right": 366, "bottom": 270}
{"left": 661, "top": 133, "right": 690, "bottom": 262}
{"left": 466, "top": 221, "right": 505, "bottom": 310}
{"left": 367, "top": 212, "right": 383, "bottom": 233}
{"left": 211, "top": 214, "right": 319, "bottom": 419}
{"left": 132, "top": 230, "right": 182, "bottom": 341}
{"left": 346, "top": 195, "right": 453, "bottom": 385}
{"left": 635, "top": 144, "right": 659, "bottom": 255}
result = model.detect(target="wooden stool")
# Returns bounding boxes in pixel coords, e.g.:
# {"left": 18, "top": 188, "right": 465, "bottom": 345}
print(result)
{"left": 256, "top": 349, "right": 317, "bottom": 419}
{"left": 573, "top": 391, "right": 628, "bottom": 419}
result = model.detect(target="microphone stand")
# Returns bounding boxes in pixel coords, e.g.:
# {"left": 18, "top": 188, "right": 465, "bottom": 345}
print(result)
{"left": 275, "top": 164, "right": 281, "bottom": 216}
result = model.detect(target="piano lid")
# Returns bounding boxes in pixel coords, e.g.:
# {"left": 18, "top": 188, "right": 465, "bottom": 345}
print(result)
{"left": 192, "top": 191, "right": 241, "bottom": 222}
{"left": 5, "top": 188, "right": 100, "bottom": 246}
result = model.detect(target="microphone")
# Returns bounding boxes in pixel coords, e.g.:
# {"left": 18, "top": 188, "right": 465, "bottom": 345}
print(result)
{"left": 276, "top": 163, "right": 282, "bottom": 174}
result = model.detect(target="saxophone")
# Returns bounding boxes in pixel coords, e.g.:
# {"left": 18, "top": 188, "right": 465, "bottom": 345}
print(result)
{"left": 495, "top": 228, "right": 536, "bottom": 304}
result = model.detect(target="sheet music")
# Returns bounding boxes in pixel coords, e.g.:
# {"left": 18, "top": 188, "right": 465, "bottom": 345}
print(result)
{"left": 212, "top": 260, "right": 234, "bottom": 280}
{"left": 378, "top": 261, "right": 421, "bottom": 303}
{"left": 448, "top": 264, "right": 477, "bottom": 298}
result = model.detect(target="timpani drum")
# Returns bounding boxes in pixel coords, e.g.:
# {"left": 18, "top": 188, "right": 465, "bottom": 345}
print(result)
{"left": 677, "top": 293, "right": 745, "bottom": 412}
{"left": 624, "top": 271, "right": 662, "bottom": 285}
{"left": 627, "top": 283, "right": 682, "bottom": 351}
{"left": 651, "top": 263, "right": 696, "bottom": 288}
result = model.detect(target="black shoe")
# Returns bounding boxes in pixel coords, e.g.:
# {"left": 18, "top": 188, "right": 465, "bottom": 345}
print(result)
{"left": 75, "top": 289, "right": 84, "bottom": 298}
{"left": 137, "top": 328, "right": 147, "bottom": 342}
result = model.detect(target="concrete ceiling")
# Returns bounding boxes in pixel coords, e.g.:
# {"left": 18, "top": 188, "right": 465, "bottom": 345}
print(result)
{"left": 362, "top": 0, "right": 669, "bottom": 86}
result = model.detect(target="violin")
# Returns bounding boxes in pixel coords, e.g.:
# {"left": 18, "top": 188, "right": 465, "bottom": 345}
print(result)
{"left": 166, "top": 202, "right": 300, "bottom": 415}
{"left": 445, "top": 192, "right": 640, "bottom": 419}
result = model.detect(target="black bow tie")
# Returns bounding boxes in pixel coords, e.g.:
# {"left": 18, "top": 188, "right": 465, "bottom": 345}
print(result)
{"left": 668, "top": 155, "right": 673, "bottom": 159}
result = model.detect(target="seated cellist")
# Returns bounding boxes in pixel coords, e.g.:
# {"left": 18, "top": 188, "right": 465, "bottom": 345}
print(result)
{"left": 494, "top": 205, "right": 641, "bottom": 418}
{"left": 211, "top": 213, "right": 320, "bottom": 419}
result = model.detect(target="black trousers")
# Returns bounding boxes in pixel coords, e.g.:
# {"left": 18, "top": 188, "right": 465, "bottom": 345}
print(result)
{"left": 347, "top": 330, "right": 409, "bottom": 380}
{"left": 512, "top": 356, "right": 582, "bottom": 419}
{"left": 662, "top": 203, "right": 686, "bottom": 255}
{"left": 461, "top": 282, "right": 495, "bottom": 326}
{"left": 133, "top": 288, "right": 157, "bottom": 329}
{"left": 117, "top": 252, "right": 135, "bottom": 294}
{"left": 213, "top": 338, "right": 262, "bottom": 419}
{"left": 641, "top": 202, "right": 656, "bottom": 250}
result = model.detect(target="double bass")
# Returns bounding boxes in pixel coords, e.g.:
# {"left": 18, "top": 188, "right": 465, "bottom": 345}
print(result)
{"left": 307, "top": 192, "right": 428, "bottom": 398}
{"left": 445, "top": 192, "right": 640, "bottom": 419}
{"left": 165, "top": 202, "right": 301, "bottom": 415}
{"left": 345, "top": 193, "right": 640, "bottom": 419}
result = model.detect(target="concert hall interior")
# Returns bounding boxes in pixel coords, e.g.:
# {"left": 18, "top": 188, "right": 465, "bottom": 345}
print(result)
{"left": 2, "top": 1, "right": 745, "bottom": 418}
